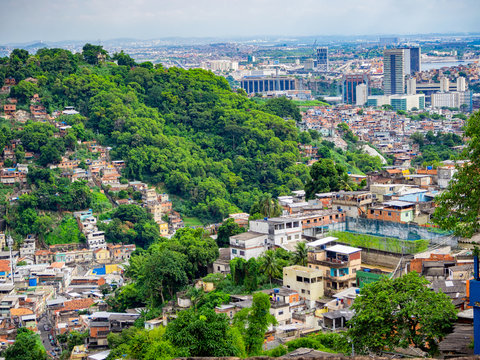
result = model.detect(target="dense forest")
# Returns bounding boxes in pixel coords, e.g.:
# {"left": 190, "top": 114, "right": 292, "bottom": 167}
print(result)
{"left": 0, "top": 45, "right": 311, "bottom": 222}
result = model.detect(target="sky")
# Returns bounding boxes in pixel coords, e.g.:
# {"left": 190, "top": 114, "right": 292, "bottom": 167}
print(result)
{"left": 1, "top": 0, "right": 480, "bottom": 43}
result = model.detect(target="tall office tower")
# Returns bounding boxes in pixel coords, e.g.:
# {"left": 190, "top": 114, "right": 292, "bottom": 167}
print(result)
{"left": 406, "top": 78, "right": 417, "bottom": 95}
{"left": 356, "top": 84, "right": 368, "bottom": 106}
{"left": 316, "top": 47, "right": 329, "bottom": 72}
{"left": 342, "top": 74, "right": 369, "bottom": 104}
{"left": 457, "top": 77, "right": 466, "bottom": 92}
{"left": 384, "top": 49, "right": 405, "bottom": 95}
{"left": 440, "top": 77, "right": 450, "bottom": 92}
{"left": 408, "top": 47, "right": 421, "bottom": 73}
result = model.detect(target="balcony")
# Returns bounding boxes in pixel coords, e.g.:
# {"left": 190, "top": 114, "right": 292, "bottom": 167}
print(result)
{"left": 308, "top": 255, "right": 348, "bottom": 268}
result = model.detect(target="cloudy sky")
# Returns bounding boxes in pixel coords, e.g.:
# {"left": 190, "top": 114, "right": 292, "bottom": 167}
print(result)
{"left": 1, "top": 0, "right": 479, "bottom": 43}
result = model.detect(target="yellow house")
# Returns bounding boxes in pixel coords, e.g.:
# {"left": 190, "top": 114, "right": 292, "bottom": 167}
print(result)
{"left": 94, "top": 248, "right": 110, "bottom": 263}
{"left": 283, "top": 265, "right": 324, "bottom": 308}
{"left": 158, "top": 221, "right": 169, "bottom": 237}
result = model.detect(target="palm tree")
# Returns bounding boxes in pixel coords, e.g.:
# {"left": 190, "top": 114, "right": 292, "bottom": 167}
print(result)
{"left": 339, "top": 173, "right": 353, "bottom": 191}
{"left": 259, "top": 194, "right": 282, "bottom": 218}
{"left": 292, "top": 241, "right": 308, "bottom": 266}
{"left": 260, "top": 250, "right": 280, "bottom": 287}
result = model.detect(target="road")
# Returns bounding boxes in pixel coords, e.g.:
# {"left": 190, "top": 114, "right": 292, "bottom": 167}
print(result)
{"left": 38, "top": 313, "right": 58, "bottom": 358}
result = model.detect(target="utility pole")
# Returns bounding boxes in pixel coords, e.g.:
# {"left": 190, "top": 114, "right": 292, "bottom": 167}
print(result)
{"left": 7, "top": 234, "right": 14, "bottom": 285}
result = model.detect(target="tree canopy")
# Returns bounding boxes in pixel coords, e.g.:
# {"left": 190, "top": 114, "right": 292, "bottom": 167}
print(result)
{"left": 348, "top": 272, "right": 456, "bottom": 356}
{"left": 433, "top": 111, "right": 480, "bottom": 237}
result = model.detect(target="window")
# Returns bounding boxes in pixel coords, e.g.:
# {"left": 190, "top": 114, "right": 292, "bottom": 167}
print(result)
{"left": 217, "top": 266, "right": 221, "bottom": 271}
{"left": 240, "top": 250, "right": 245, "bottom": 256}
{"left": 301, "top": 289, "right": 305, "bottom": 294}
{"left": 296, "top": 276, "right": 303, "bottom": 282}
{"left": 295, "top": 234, "right": 300, "bottom": 239}
{"left": 335, "top": 214, "right": 339, "bottom": 219}
{"left": 293, "top": 221, "right": 299, "bottom": 227}
{"left": 307, "top": 290, "right": 310, "bottom": 295}
{"left": 286, "top": 222, "right": 292, "bottom": 229}
{"left": 278, "top": 311, "right": 283, "bottom": 315}
{"left": 388, "top": 212, "right": 392, "bottom": 216}
{"left": 232, "top": 249, "right": 237, "bottom": 254}
{"left": 370, "top": 210, "right": 374, "bottom": 214}
{"left": 314, "top": 218, "right": 317, "bottom": 223}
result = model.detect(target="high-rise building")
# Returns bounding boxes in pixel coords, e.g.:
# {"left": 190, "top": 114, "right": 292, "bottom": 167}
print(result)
{"left": 316, "top": 47, "right": 329, "bottom": 72}
{"left": 356, "top": 84, "right": 368, "bottom": 106}
{"left": 406, "top": 78, "right": 417, "bottom": 95}
{"left": 440, "top": 77, "right": 450, "bottom": 92}
{"left": 408, "top": 47, "right": 421, "bottom": 74}
{"left": 384, "top": 49, "right": 405, "bottom": 95}
{"left": 343, "top": 74, "right": 368, "bottom": 104}
{"left": 457, "top": 77, "right": 466, "bottom": 92}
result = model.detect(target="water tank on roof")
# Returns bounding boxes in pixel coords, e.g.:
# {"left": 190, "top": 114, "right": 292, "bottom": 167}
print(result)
{"left": 274, "top": 288, "right": 279, "bottom": 294}
{"left": 29, "top": 278, "right": 37, "bottom": 287}
{"left": 355, "top": 289, "right": 360, "bottom": 294}
{"left": 264, "top": 217, "right": 268, "bottom": 221}
{"left": 364, "top": 268, "right": 371, "bottom": 272}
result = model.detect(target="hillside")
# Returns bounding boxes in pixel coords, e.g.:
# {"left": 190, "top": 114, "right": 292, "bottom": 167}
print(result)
{"left": 1, "top": 46, "right": 310, "bottom": 223}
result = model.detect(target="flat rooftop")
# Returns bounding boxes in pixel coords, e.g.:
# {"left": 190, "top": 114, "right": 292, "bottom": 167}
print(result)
{"left": 230, "top": 231, "right": 266, "bottom": 241}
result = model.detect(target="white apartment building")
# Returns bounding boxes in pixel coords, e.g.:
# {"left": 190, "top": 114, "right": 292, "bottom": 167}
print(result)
{"left": 249, "top": 217, "right": 302, "bottom": 247}
{"left": 86, "top": 231, "right": 107, "bottom": 250}
{"left": 230, "top": 232, "right": 268, "bottom": 260}
{"left": 355, "top": 84, "right": 368, "bottom": 106}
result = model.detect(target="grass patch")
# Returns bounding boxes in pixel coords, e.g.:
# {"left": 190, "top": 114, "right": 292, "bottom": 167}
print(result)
{"left": 329, "top": 231, "right": 429, "bottom": 254}
{"left": 45, "top": 216, "right": 83, "bottom": 245}
{"left": 293, "top": 100, "right": 330, "bottom": 108}
{"left": 91, "top": 190, "right": 112, "bottom": 213}
{"left": 183, "top": 216, "right": 203, "bottom": 227}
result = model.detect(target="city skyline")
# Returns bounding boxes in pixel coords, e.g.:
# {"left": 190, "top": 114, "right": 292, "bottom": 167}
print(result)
{"left": 1, "top": 0, "right": 480, "bottom": 43}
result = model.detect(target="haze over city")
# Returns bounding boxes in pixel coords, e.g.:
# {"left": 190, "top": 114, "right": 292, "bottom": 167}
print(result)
{"left": 1, "top": 0, "right": 480, "bottom": 43}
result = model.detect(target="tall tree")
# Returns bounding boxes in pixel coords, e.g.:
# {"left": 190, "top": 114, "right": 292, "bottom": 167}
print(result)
{"left": 260, "top": 250, "right": 281, "bottom": 286}
{"left": 165, "top": 308, "right": 242, "bottom": 357}
{"left": 233, "top": 292, "right": 276, "bottom": 355}
{"left": 348, "top": 272, "right": 456, "bottom": 356}
{"left": 434, "top": 112, "right": 480, "bottom": 237}
{"left": 305, "top": 158, "right": 349, "bottom": 199}
{"left": 216, "top": 218, "right": 245, "bottom": 248}
{"left": 250, "top": 193, "right": 282, "bottom": 218}
{"left": 4, "top": 328, "right": 47, "bottom": 360}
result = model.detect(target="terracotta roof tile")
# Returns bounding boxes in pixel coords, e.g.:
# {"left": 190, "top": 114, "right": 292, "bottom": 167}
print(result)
{"left": 10, "top": 308, "right": 33, "bottom": 317}
{"left": 0, "top": 260, "right": 10, "bottom": 273}
{"left": 56, "top": 298, "right": 95, "bottom": 313}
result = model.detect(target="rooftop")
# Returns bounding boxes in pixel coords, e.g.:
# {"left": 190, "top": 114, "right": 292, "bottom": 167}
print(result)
{"left": 230, "top": 231, "right": 266, "bottom": 241}
{"left": 326, "top": 244, "right": 361, "bottom": 255}
{"left": 306, "top": 237, "right": 338, "bottom": 248}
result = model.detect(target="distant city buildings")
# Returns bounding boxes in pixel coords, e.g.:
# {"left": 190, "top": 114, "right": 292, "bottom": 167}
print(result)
{"left": 384, "top": 48, "right": 406, "bottom": 95}
{"left": 366, "top": 94, "right": 425, "bottom": 111}
{"left": 316, "top": 47, "right": 329, "bottom": 72}
{"left": 342, "top": 74, "right": 368, "bottom": 104}
{"left": 201, "top": 60, "right": 238, "bottom": 72}
{"left": 240, "top": 76, "right": 296, "bottom": 95}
